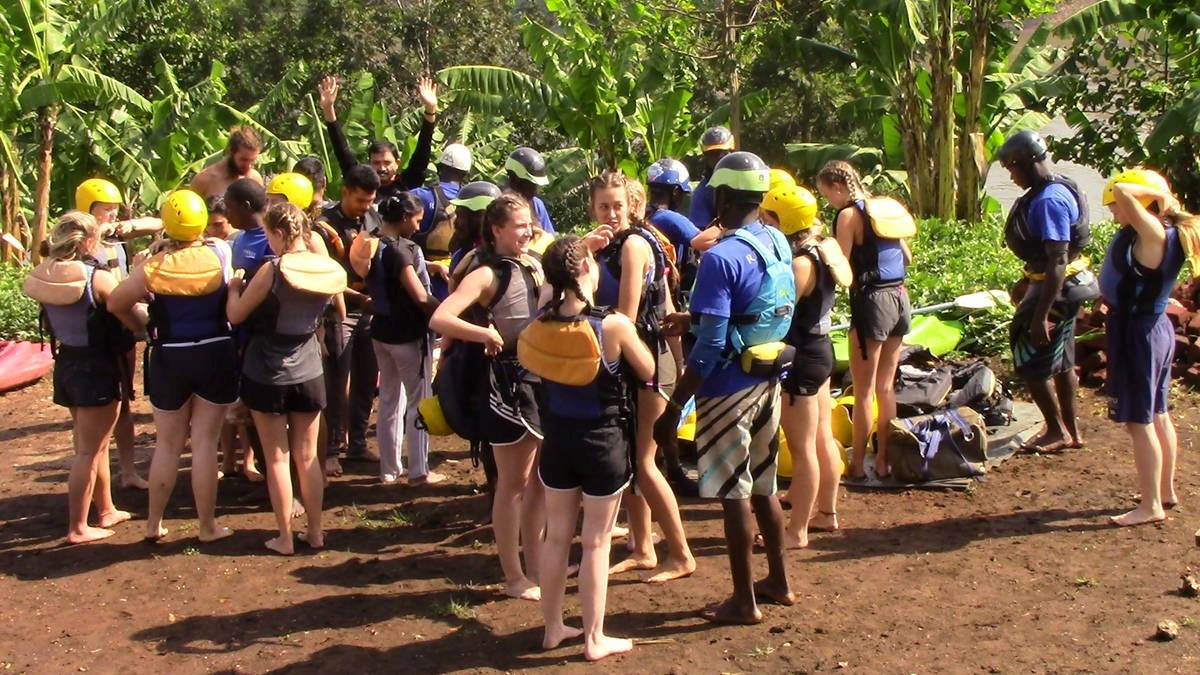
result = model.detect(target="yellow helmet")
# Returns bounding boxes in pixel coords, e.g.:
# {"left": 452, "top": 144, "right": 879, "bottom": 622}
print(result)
{"left": 75, "top": 179, "right": 122, "bottom": 213}
{"left": 763, "top": 185, "right": 819, "bottom": 236}
{"left": 268, "top": 172, "right": 315, "bottom": 210}
{"left": 1102, "top": 168, "right": 1170, "bottom": 208}
{"left": 417, "top": 396, "right": 453, "bottom": 436}
{"left": 768, "top": 168, "right": 797, "bottom": 193}
{"left": 160, "top": 190, "right": 208, "bottom": 241}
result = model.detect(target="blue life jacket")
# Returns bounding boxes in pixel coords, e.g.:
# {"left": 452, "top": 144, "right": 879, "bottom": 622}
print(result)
{"left": 146, "top": 242, "right": 231, "bottom": 345}
{"left": 839, "top": 199, "right": 906, "bottom": 288}
{"left": 1099, "top": 224, "right": 1185, "bottom": 315}
{"left": 596, "top": 226, "right": 669, "bottom": 346}
{"left": 727, "top": 225, "right": 796, "bottom": 354}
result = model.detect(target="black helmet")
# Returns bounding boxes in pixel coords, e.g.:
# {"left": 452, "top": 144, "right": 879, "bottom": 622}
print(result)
{"left": 709, "top": 151, "right": 771, "bottom": 197}
{"left": 997, "top": 130, "right": 1048, "bottom": 166}
{"left": 450, "top": 181, "right": 503, "bottom": 212}
{"left": 700, "top": 125, "right": 735, "bottom": 151}
{"left": 505, "top": 147, "right": 549, "bottom": 186}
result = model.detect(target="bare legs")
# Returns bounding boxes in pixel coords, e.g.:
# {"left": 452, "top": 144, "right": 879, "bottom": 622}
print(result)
{"left": 848, "top": 332, "right": 902, "bottom": 478}
{"left": 1113, "top": 413, "right": 1178, "bottom": 526}
{"left": 145, "top": 397, "right": 232, "bottom": 542}
{"left": 540, "top": 487, "right": 630, "bottom": 661}
{"left": 610, "top": 389, "right": 695, "bottom": 583}
{"left": 493, "top": 435, "right": 542, "bottom": 600}
{"left": 781, "top": 380, "right": 839, "bottom": 548}
{"left": 116, "top": 349, "right": 147, "bottom": 490}
{"left": 66, "top": 403, "right": 126, "bottom": 543}
{"left": 251, "top": 409, "right": 324, "bottom": 554}
{"left": 702, "top": 495, "right": 792, "bottom": 624}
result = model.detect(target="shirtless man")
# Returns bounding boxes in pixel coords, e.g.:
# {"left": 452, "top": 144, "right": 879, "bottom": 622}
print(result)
{"left": 190, "top": 127, "right": 265, "bottom": 198}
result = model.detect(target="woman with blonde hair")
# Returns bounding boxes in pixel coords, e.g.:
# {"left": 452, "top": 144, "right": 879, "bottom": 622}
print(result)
{"left": 23, "top": 212, "right": 133, "bottom": 543}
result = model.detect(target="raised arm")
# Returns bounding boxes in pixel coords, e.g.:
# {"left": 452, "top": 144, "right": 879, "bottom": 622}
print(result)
{"left": 398, "top": 77, "right": 439, "bottom": 190}
{"left": 319, "top": 75, "right": 359, "bottom": 177}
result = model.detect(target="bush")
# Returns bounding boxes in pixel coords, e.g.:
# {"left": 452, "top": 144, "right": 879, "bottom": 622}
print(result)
{"left": 0, "top": 264, "right": 40, "bottom": 342}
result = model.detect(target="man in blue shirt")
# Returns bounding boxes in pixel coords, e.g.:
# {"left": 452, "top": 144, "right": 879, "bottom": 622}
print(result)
{"left": 411, "top": 143, "right": 472, "bottom": 298}
{"left": 224, "top": 178, "right": 273, "bottom": 278}
{"left": 647, "top": 158, "right": 701, "bottom": 265}
{"left": 999, "top": 130, "right": 1095, "bottom": 454}
{"left": 655, "top": 151, "right": 795, "bottom": 626}
{"left": 688, "top": 126, "right": 735, "bottom": 230}
{"left": 504, "top": 147, "right": 556, "bottom": 234}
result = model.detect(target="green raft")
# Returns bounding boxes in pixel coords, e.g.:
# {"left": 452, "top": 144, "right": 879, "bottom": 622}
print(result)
{"left": 832, "top": 314, "right": 965, "bottom": 372}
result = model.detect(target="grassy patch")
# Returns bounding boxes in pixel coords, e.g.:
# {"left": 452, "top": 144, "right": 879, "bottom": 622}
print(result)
{"left": 0, "top": 264, "right": 40, "bottom": 342}
{"left": 433, "top": 595, "right": 477, "bottom": 621}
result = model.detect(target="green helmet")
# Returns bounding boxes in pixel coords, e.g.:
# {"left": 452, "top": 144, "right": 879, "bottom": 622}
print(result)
{"left": 505, "top": 147, "right": 549, "bottom": 186}
{"left": 450, "top": 181, "right": 502, "bottom": 212}
{"left": 708, "top": 151, "right": 770, "bottom": 197}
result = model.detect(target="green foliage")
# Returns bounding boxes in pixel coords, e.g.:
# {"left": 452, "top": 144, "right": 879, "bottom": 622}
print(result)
{"left": 0, "top": 264, "right": 40, "bottom": 341}
{"left": 1048, "top": 0, "right": 1200, "bottom": 211}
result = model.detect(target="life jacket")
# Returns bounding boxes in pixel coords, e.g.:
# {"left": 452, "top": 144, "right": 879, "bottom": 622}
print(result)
{"left": 837, "top": 199, "right": 909, "bottom": 289}
{"left": 597, "top": 226, "right": 671, "bottom": 346}
{"left": 144, "top": 241, "right": 231, "bottom": 345}
{"left": 315, "top": 204, "right": 381, "bottom": 291}
{"left": 725, "top": 225, "right": 796, "bottom": 356}
{"left": 366, "top": 236, "right": 429, "bottom": 343}
{"left": 414, "top": 183, "right": 456, "bottom": 261}
{"left": 1099, "top": 224, "right": 1185, "bottom": 315}
{"left": 861, "top": 197, "right": 917, "bottom": 239}
{"left": 348, "top": 230, "right": 379, "bottom": 280}
{"left": 458, "top": 247, "right": 544, "bottom": 352}
{"left": 519, "top": 307, "right": 630, "bottom": 421}
{"left": 95, "top": 238, "right": 129, "bottom": 282}
{"left": 787, "top": 240, "right": 840, "bottom": 339}
{"left": 247, "top": 257, "right": 339, "bottom": 341}
{"left": 24, "top": 259, "right": 123, "bottom": 352}
{"left": 1004, "top": 175, "right": 1090, "bottom": 275}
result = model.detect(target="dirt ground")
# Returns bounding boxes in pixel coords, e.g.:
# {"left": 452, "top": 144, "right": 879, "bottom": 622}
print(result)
{"left": 3, "top": 367, "right": 1200, "bottom": 674}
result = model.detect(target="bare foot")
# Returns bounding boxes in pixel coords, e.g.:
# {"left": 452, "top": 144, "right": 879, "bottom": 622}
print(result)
{"left": 292, "top": 499, "right": 306, "bottom": 519}
{"left": 542, "top": 623, "right": 583, "bottom": 650}
{"left": 610, "top": 525, "right": 629, "bottom": 540}
{"left": 265, "top": 535, "right": 294, "bottom": 555}
{"left": 1133, "top": 493, "right": 1179, "bottom": 509}
{"left": 584, "top": 634, "right": 633, "bottom": 661}
{"left": 244, "top": 464, "right": 265, "bottom": 482}
{"left": 504, "top": 578, "right": 540, "bottom": 601}
{"left": 199, "top": 526, "right": 234, "bottom": 543}
{"left": 783, "top": 529, "right": 809, "bottom": 550}
{"left": 97, "top": 509, "right": 133, "bottom": 528}
{"left": 625, "top": 531, "right": 662, "bottom": 552}
{"left": 410, "top": 471, "right": 446, "bottom": 486}
{"left": 753, "top": 578, "right": 796, "bottom": 606}
{"left": 808, "top": 510, "right": 839, "bottom": 532}
{"left": 1110, "top": 507, "right": 1166, "bottom": 527}
{"left": 120, "top": 474, "right": 149, "bottom": 490}
{"left": 873, "top": 455, "right": 891, "bottom": 479}
{"left": 609, "top": 556, "right": 656, "bottom": 576}
{"left": 67, "top": 526, "right": 115, "bottom": 545}
{"left": 324, "top": 458, "right": 343, "bottom": 477}
{"left": 698, "top": 597, "right": 762, "bottom": 625}
{"left": 297, "top": 530, "right": 325, "bottom": 549}
{"left": 144, "top": 525, "right": 168, "bottom": 543}
{"left": 643, "top": 555, "right": 696, "bottom": 584}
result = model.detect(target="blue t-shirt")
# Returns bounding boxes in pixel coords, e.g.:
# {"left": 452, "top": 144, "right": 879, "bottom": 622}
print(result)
{"left": 1027, "top": 182, "right": 1077, "bottom": 243}
{"left": 649, "top": 208, "right": 700, "bottom": 263}
{"left": 687, "top": 222, "right": 777, "bottom": 397}
{"left": 689, "top": 178, "right": 716, "bottom": 230}
{"left": 411, "top": 181, "right": 462, "bottom": 233}
{"left": 533, "top": 195, "right": 556, "bottom": 234}
{"left": 231, "top": 226, "right": 274, "bottom": 278}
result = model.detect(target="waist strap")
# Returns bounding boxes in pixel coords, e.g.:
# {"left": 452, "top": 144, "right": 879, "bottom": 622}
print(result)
{"left": 1023, "top": 256, "right": 1090, "bottom": 281}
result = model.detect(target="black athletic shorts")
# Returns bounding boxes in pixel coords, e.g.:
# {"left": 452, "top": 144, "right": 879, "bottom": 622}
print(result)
{"left": 240, "top": 373, "right": 326, "bottom": 414}
{"left": 781, "top": 334, "right": 834, "bottom": 398}
{"left": 483, "top": 360, "right": 543, "bottom": 446}
{"left": 539, "top": 414, "right": 631, "bottom": 497}
{"left": 52, "top": 346, "right": 122, "bottom": 409}
{"left": 145, "top": 338, "right": 239, "bottom": 411}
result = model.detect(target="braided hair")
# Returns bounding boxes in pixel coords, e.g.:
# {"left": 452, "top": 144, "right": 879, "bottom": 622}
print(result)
{"left": 816, "top": 160, "right": 869, "bottom": 201}
{"left": 539, "top": 235, "right": 590, "bottom": 320}
{"left": 264, "top": 201, "right": 310, "bottom": 253}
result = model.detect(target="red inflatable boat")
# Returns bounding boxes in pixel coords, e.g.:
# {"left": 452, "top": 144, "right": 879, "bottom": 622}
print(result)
{"left": 0, "top": 341, "right": 54, "bottom": 393}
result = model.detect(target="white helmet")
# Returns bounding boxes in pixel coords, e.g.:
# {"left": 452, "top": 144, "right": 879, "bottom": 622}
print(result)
{"left": 439, "top": 143, "right": 472, "bottom": 172}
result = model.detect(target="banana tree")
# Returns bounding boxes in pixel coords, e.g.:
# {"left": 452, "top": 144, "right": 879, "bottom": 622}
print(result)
{"left": 1, "top": 0, "right": 152, "bottom": 262}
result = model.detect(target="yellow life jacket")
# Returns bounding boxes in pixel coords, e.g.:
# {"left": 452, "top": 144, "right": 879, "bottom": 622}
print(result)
{"left": 278, "top": 251, "right": 348, "bottom": 296}
{"left": 348, "top": 231, "right": 380, "bottom": 280}
{"left": 144, "top": 244, "right": 224, "bottom": 296}
{"left": 816, "top": 237, "right": 853, "bottom": 288}
{"left": 23, "top": 260, "right": 88, "bottom": 305}
{"left": 518, "top": 312, "right": 603, "bottom": 387}
{"left": 864, "top": 197, "right": 917, "bottom": 239}
{"left": 527, "top": 229, "right": 555, "bottom": 258}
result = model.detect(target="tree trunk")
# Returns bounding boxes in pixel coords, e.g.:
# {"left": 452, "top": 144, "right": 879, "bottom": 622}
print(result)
{"left": 956, "top": 0, "right": 993, "bottom": 221}
{"left": 725, "top": 0, "right": 742, "bottom": 145}
{"left": 929, "top": 0, "right": 956, "bottom": 219}
{"left": 30, "top": 105, "right": 57, "bottom": 265}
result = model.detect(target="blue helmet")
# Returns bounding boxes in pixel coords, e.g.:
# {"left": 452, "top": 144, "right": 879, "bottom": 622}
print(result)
{"left": 646, "top": 158, "right": 692, "bottom": 193}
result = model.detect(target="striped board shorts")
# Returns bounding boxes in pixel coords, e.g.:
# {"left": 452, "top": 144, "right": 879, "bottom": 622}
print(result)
{"left": 695, "top": 380, "right": 781, "bottom": 499}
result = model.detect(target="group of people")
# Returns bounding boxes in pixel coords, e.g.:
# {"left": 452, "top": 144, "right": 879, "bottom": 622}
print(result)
{"left": 20, "top": 72, "right": 1200, "bottom": 661}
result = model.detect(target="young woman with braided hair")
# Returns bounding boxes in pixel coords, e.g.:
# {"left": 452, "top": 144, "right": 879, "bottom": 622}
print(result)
{"left": 816, "top": 160, "right": 912, "bottom": 480}
{"left": 530, "top": 235, "right": 654, "bottom": 660}
{"left": 590, "top": 170, "right": 696, "bottom": 584}
{"left": 227, "top": 202, "right": 347, "bottom": 553}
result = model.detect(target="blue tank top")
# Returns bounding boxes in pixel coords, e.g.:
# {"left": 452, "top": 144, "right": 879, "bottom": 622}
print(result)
{"left": 1099, "top": 224, "right": 1184, "bottom": 315}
